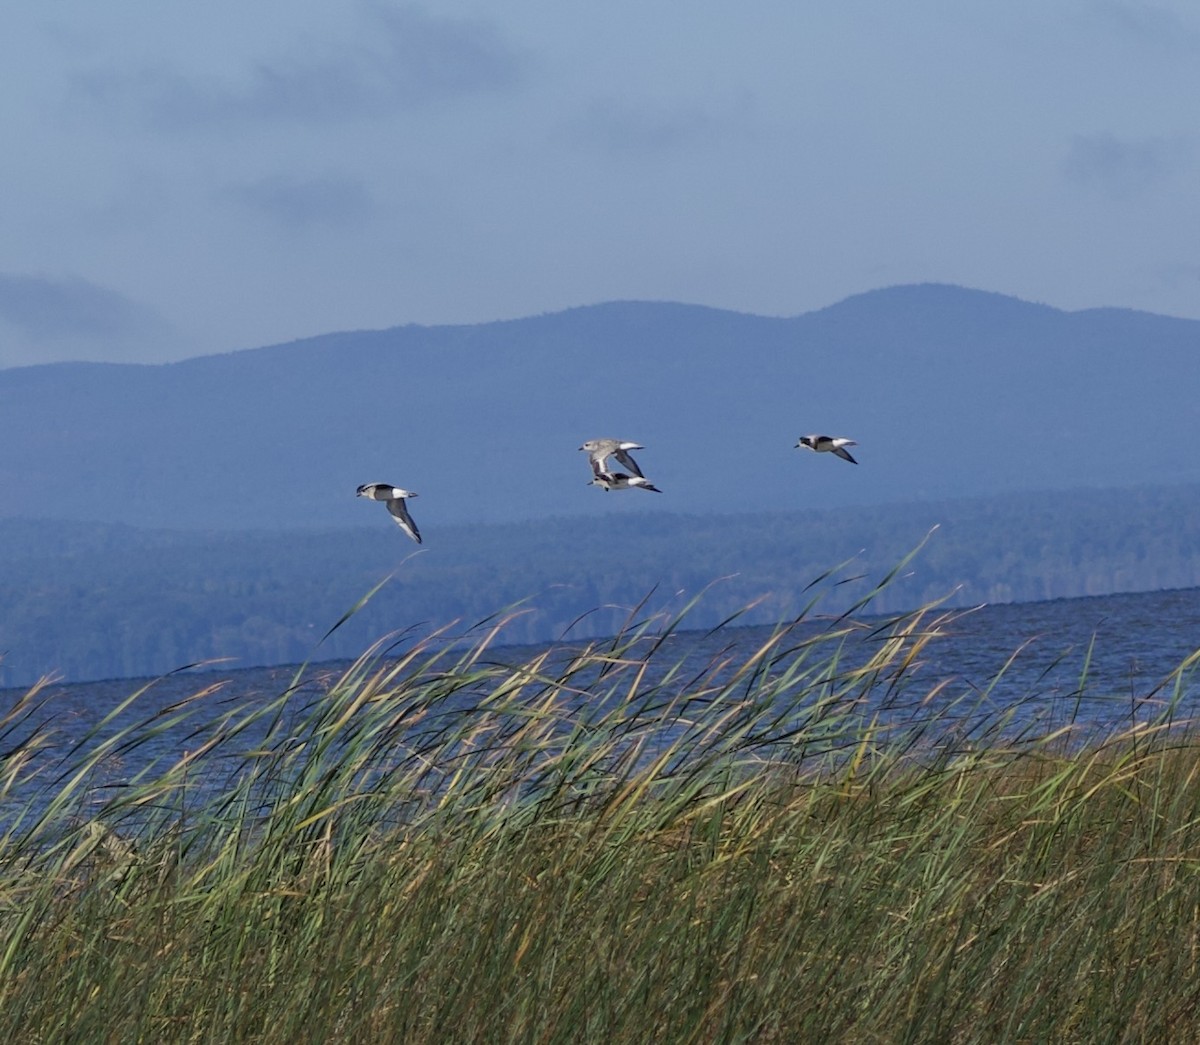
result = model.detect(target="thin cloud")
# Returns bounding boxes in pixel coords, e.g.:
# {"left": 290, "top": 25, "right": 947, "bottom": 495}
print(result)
{"left": 558, "top": 96, "right": 747, "bottom": 156}
{"left": 0, "top": 273, "right": 180, "bottom": 366}
{"left": 371, "top": 4, "right": 527, "bottom": 102}
{"left": 0, "top": 273, "right": 164, "bottom": 342}
{"left": 69, "top": 4, "right": 527, "bottom": 131}
{"left": 1084, "top": 1, "right": 1200, "bottom": 50}
{"left": 1062, "top": 132, "right": 1191, "bottom": 199}
{"left": 215, "top": 175, "right": 376, "bottom": 230}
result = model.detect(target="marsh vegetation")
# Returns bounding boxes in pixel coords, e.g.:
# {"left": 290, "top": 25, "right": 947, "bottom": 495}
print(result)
{"left": 2, "top": 581, "right": 1199, "bottom": 1041}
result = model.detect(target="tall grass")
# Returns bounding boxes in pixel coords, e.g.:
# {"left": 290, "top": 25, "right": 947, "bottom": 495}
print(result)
{"left": 1, "top": 582, "right": 1199, "bottom": 1042}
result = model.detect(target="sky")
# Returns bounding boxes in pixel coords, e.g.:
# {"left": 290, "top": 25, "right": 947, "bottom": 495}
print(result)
{"left": 2, "top": 1, "right": 1198, "bottom": 367}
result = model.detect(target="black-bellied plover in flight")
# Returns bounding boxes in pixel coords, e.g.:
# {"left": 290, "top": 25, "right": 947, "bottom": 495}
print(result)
{"left": 356, "top": 483, "right": 422, "bottom": 543}
{"left": 588, "top": 471, "right": 662, "bottom": 493}
{"left": 579, "top": 438, "right": 646, "bottom": 478}
{"left": 795, "top": 435, "right": 858, "bottom": 464}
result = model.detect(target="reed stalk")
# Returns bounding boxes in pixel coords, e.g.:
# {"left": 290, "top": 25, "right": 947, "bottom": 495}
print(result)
{"left": 0, "top": 581, "right": 1197, "bottom": 1041}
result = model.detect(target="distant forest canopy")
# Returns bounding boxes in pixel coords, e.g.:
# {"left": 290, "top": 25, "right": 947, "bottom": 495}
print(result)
{"left": 2, "top": 482, "right": 1199, "bottom": 688}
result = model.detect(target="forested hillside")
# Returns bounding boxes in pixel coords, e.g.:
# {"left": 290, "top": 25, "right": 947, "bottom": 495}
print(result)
{"left": 2, "top": 482, "right": 1198, "bottom": 687}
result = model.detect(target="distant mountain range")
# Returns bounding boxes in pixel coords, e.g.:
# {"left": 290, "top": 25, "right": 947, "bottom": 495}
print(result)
{"left": 3, "top": 283, "right": 1198, "bottom": 531}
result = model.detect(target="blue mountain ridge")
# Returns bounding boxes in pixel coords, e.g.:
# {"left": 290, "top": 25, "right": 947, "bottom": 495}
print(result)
{"left": 2, "top": 282, "right": 1197, "bottom": 531}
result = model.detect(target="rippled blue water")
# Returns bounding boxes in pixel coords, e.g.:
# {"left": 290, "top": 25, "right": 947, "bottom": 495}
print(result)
{"left": 2, "top": 586, "right": 1198, "bottom": 821}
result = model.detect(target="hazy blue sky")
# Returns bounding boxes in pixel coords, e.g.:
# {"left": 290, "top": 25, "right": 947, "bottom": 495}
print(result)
{"left": 2, "top": 1, "right": 1198, "bottom": 365}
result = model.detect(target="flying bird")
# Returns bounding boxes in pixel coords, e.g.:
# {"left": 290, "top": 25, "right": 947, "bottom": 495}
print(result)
{"left": 588, "top": 471, "right": 662, "bottom": 493}
{"left": 356, "top": 483, "right": 422, "bottom": 543}
{"left": 579, "top": 438, "right": 646, "bottom": 478}
{"left": 795, "top": 435, "right": 858, "bottom": 464}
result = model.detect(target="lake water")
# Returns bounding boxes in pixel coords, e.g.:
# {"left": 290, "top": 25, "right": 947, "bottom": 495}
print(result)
{"left": 3, "top": 586, "right": 1200, "bottom": 820}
